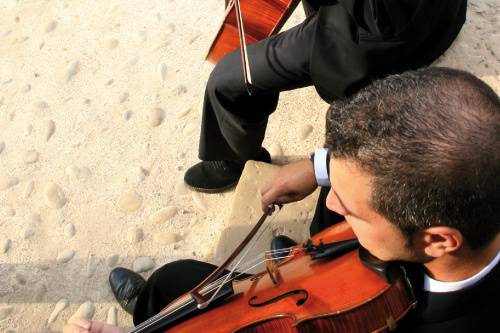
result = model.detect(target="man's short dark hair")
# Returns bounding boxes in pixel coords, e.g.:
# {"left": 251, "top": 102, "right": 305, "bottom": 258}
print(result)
{"left": 325, "top": 67, "right": 500, "bottom": 249}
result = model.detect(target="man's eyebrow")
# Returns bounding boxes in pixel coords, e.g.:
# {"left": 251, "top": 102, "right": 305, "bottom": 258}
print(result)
{"left": 332, "top": 188, "right": 359, "bottom": 218}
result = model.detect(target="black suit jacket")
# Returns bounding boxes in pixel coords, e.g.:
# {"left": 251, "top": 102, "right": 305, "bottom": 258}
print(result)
{"left": 394, "top": 260, "right": 499, "bottom": 332}
{"left": 305, "top": 0, "right": 467, "bottom": 101}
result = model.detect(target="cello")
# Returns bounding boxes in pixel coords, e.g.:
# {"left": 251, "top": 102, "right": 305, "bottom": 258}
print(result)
{"left": 127, "top": 205, "right": 417, "bottom": 333}
{"left": 206, "top": 0, "right": 301, "bottom": 94}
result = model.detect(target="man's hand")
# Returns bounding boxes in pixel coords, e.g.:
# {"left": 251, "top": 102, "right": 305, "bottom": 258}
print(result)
{"left": 261, "top": 159, "right": 317, "bottom": 211}
{"left": 63, "top": 317, "right": 124, "bottom": 333}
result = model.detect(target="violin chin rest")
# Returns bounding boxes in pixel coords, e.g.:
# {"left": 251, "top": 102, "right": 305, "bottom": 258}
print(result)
{"left": 359, "top": 247, "right": 402, "bottom": 284}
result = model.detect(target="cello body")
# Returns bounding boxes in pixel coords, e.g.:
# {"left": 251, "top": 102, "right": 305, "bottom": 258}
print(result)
{"left": 166, "top": 222, "right": 416, "bottom": 333}
{"left": 206, "top": 0, "right": 301, "bottom": 64}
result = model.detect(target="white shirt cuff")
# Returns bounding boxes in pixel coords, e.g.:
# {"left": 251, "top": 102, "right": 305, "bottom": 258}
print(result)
{"left": 314, "top": 148, "right": 331, "bottom": 187}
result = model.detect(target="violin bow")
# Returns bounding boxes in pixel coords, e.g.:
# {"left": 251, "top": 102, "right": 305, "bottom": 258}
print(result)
{"left": 190, "top": 203, "right": 280, "bottom": 309}
{"left": 233, "top": 0, "right": 254, "bottom": 95}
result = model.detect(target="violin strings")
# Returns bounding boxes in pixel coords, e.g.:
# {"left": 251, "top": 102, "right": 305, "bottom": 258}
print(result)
{"left": 127, "top": 250, "right": 300, "bottom": 333}
{"left": 128, "top": 207, "right": 301, "bottom": 333}
{"left": 199, "top": 207, "right": 282, "bottom": 307}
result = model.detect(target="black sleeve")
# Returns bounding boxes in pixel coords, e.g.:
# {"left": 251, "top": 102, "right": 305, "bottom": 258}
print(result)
{"left": 336, "top": 0, "right": 423, "bottom": 37}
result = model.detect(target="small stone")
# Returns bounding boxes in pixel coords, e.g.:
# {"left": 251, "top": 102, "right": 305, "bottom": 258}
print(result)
{"left": 299, "top": 124, "right": 313, "bottom": 140}
{"left": 22, "top": 180, "right": 34, "bottom": 198}
{"left": 48, "top": 299, "right": 68, "bottom": 323}
{"left": 44, "top": 20, "right": 58, "bottom": 33}
{"left": 85, "top": 254, "right": 97, "bottom": 278}
{"left": 175, "top": 108, "right": 191, "bottom": 120}
{"left": 118, "top": 191, "right": 143, "bottom": 212}
{"left": 132, "top": 257, "right": 155, "bottom": 273}
{"left": 0, "top": 174, "right": 19, "bottom": 190}
{"left": 63, "top": 60, "right": 80, "bottom": 83}
{"left": 80, "top": 167, "right": 92, "bottom": 177}
{"left": 38, "top": 263, "right": 50, "bottom": 271}
{"left": 123, "top": 110, "right": 133, "bottom": 120}
{"left": 149, "top": 206, "right": 178, "bottom": 224}
{"left": 21, "top": 83, "right": 31, "bottom": 93}
{"left": 192, "top": 192, "right": 207, "bottom": 211}
{"left": 24, "top": 124, "right": 32, "bottom": 135}
{"left": 34, "top": 100, "right": 48, "bottom": 110}
{"left": 56, "top": 249, "right": 75, "bottom": 263}
{"left": 154, "top": 233, "right": 180, "bottom": 245}
{"left": 3, "top": 207, "right": 15, "bottom": 217}
{"left": 1, "top": 239, "right": 11, "bottom": 253}
{"left": 0, "top": 141, "right": 5, "bottom": 154}
{"left": 15, "top": 273, "right": 26, "bottom": 285}
{"left": 45, "top": 120, "right": 56, "bottom": 141}
{"left": 22, "top": 227, "right": 34, "bottom": 239}
{"left": 133, "top": 30, "right": 147, "bottom": 44}
{"left": 119, "top": 92, "right": 129, "bottom": 103}
{"left": 44, "top": 182, "right": 67, "bottom": 208}
{"left": 64, "top": 223, "right": 75, "bottom": 238}
{"left": 65, "top": 165, "right": 80, "bottom": 177}
{"left": 0, "top": 306, "right": 14, "bottom": 320}
{"left": 106, "top": 306, "right": 118, "bottom": 325}
{"left": 173, "top": 85, "right": 187, "bottom": 96}
{"left": 34, "top": 283, "right": 47, "bottom": 301}
{"left": 29, "top": 213, "right": 41, "bottom": 223}
{"left": 107, "top": 39, "right": 119, "bottom": 49}
{"left": 136, "top": 167, "right": 147, "bottom": 181}
{"left": 158, "top": 62, "right": 167, "bottom": 82}
{"left": 106, "top": 254, "right": 119, "bottom": 267}
{"left": 23, "top": 150, "right": 39, "bottom": 164}
{"left": 127, "top": 226, "right": 144, "bottom": 243}
{"left": 122, "top": 57, "right": 138, "bottom": 70}
{"left": 147, "top": 107, "right": 165, "bottom": 127}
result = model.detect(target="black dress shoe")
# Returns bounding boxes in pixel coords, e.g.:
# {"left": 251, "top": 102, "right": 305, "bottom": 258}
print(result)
{"left": 184, "top": 148, "right": 271, "bottom": 193}
{"left": 109, "top": 267, "right": 146, "bottom": 315}
{"left": 270, "top": 235, "right": 297, "bottom": 262}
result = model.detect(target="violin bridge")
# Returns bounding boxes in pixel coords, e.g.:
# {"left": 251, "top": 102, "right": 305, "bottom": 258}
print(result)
{"left": 265, "top": 253, "right": 281, "bottom": 286}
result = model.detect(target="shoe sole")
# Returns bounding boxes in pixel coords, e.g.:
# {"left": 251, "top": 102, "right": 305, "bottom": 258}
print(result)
{"left": 184, "top": 181, "right": 238, "bottom": 193}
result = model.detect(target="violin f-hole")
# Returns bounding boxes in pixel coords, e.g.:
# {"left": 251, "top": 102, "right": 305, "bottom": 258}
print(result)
{"left": 248, "top": 289, "right": 308, "bottom": 307}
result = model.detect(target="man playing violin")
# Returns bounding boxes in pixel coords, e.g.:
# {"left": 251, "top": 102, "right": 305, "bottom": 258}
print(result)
{"left": 64, "top": 67, "right": 499, "bottom": 333}
{"left": 183, "top": 0, "right": 467, "bottom": 193}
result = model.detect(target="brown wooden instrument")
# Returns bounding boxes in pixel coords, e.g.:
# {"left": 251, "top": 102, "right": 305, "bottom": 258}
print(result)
{"left": 129, "top": 206, "right": 416, "bottom": 333}
{"left": 206, "top": 0, "right": 301, "bottom": 64}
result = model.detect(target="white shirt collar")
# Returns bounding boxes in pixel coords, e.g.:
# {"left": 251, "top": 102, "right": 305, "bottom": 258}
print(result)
{"left": 423, "top": 250, "right": 500, "bottom": 293}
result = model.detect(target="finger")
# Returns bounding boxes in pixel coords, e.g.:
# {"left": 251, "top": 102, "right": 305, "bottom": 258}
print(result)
{"left": 62, "top": 323, "right": 87, "bottom": 333}
{"left": 261, "top": 186, "right": 280, "bottom": 211}
{"left": 89, "top": 321, "right": 124, "bottom": 333}
{"left": 68, "top": 317, "right": 91, "bottom": 330}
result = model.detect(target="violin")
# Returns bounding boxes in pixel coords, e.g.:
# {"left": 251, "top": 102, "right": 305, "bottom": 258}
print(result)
{"left": 128, "top": 205, "right": 417, "bottom": 333}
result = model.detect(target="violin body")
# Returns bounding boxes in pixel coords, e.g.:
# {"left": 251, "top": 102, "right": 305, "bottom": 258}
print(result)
{"left": 167, "top": 222, "right": 415, "bottom": 333}
{"left": 206, "top": 0, "right": 301, "bottom": 64}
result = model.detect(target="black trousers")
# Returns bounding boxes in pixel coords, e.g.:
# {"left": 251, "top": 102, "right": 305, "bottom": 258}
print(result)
{"left": 133, "top": 187, "right": 340, "bottom": 324}
{"left": 199, "top": 12, "right": 318, "bottom": 161}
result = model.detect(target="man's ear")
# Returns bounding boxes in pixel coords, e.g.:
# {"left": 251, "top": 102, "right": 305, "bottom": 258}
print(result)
{"left": 421, "top": 226, "right": 464, "bottom": 258}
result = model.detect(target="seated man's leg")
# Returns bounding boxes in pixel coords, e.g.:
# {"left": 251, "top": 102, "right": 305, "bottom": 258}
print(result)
{"left": 185, "top": 14, "right": 318, "bottom": 192}
{"left": 133, "top": 259, "right": 217, "bottom": 324}
{"left": 132, "top": 259, "right": 251, "bottom": 325}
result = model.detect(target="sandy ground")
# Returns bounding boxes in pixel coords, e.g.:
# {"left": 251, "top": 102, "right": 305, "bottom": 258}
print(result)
{"left": 0, "top": 0, "right": 499, "bottom": 332}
